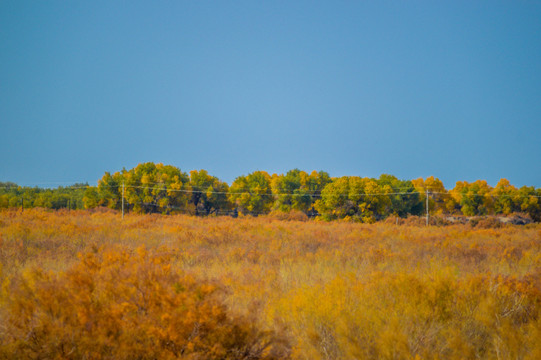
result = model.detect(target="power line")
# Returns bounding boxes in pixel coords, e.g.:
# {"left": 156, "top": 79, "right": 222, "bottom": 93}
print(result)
{"left": 122, "top": 184, "right": 424, "bottom": 197}
{"left": 1, "top": 183, "right": 540, "bottom": 198}
{"left": 115, "top": 185, "right": 541, "bottom": 199}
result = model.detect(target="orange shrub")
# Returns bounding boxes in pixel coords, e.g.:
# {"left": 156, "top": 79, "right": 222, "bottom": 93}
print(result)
{"left": 265, "top": 210, "right": 309, "bottom": 222}
{"left": 0, "top": 245, "right": 286, "bottom": 359}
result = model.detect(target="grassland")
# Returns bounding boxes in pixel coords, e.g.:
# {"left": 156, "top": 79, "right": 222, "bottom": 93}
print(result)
{"left": 1, "top": 209, "right": 540, "bottom": 359}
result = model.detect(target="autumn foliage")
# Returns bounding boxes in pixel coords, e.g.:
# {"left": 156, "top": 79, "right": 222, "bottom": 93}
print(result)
{"left": 2, "top": 163, "right": 540, "bottom": 222}
{"left": 1, "top": 209, "right": 540, "bottom": 358}
{"left": 0, "top": 245, "right": 282, "bottom": 359}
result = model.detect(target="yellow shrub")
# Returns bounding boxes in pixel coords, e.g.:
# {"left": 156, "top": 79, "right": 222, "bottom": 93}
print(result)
{"left": 268, "top": 271, "right": 541, "bottom": 360}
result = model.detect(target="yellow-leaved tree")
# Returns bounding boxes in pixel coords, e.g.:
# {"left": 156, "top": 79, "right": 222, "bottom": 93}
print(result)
{"left": 450, "top": 180, "right": 494, "bottom": 216}
{"left": 412, "top": 176, "right": 454, "bottom": 214}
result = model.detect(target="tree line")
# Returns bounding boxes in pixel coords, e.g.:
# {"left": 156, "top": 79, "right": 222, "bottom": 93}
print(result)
{"left": 0, "top": 182, "right": 88, "bottom": 210}
{"left": 1, "top": 162, "right": 540, "bottom": 221}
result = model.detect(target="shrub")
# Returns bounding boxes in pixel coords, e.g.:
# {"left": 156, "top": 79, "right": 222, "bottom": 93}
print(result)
{"left": 269, "top": 272, "right": 541, "bottom": 360}
{"left": 473, "top": 216, "right": 504, "bottom": 229}
{"left": 266, "top": 210, "right": 309, "bottom": 222}
{"left": 0, "top": 246, "right": 285, "bottom": 359}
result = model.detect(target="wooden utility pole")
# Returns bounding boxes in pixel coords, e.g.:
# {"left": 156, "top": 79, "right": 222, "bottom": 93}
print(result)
{"left": 426, "top": 189, "right": 429, "bottom": 226}
{"left": 122, "top": 182, "right": 125, "bottom": 219}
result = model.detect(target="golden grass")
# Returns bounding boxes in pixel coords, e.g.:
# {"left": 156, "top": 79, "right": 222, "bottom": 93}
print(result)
{"left": 1, "top": 209, "right": 540, "bottom": 359}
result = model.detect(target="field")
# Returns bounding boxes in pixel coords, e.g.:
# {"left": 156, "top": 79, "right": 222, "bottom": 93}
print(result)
{"left": 1, "top": 209, "right": 540, "bottom": 359}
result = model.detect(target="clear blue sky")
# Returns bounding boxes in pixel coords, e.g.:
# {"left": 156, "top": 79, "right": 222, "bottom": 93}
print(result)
{"left": 1, "top": 1, "right": 540, "bottom": 189}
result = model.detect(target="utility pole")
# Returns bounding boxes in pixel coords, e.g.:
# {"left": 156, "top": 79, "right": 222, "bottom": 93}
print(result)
{"left": 426, "top": 189, "right": 429, "bottom": 226}
{"left": 122, "top": 182, "right": 125, "bottom": 219}
{"left": 21, "top": 198, "right": 24, "bottom": 212}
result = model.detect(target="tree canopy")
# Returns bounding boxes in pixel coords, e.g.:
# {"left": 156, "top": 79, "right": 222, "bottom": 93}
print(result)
{"left": 2, "top": 164, "right": 540, "bottom": 222}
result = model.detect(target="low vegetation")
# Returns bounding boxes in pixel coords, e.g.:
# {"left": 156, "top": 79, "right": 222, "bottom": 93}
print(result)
{"left": 1, "top": 209, "right": 540, "bottom": 359}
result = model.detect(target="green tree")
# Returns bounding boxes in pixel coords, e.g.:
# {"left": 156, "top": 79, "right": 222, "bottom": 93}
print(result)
{"left": 271, "top": 170, "right": 311, "bottom": 212}
{"left": 271, "top": 169, "right": 330, "bottom": 213}
{"left": 87, "top": 163, "right": 190, "bottom": 214}
{"left": 229, "top": 171, "right": 273, "bottom": 216}
{"left": 83, "top": 186, "right": 100, "bottom": 209}
{"left": 492, "top": 178, "right": 518, "bottom": 215}
{"left": 315, "top": 176, "right": 391, "bottom": 222}
{"left": 314, "top": 177, "right": 351, "bottom": 219}
{"left": 514, "top": 186, "right": 541, "bottom": 221}
{"left": 97, "top": 171, "right": 123, "bottom": 210}
{"left": 451, "top": 180, "right": 494, "bottom": 216}
{"left": 351, "top": 177, "right": 391, "bottom": 221}
{"left": 189, "top": 170, "right": 230, "bottom": 215}
{"left": 412, "top": 176, "right": 453, "bottom": 214}
{"left": 122, "top": 163, "right": 190, "bottom": 214}
{"left": 377, "top": 174, "right": 422, "bottom": 217}
{"left": 302, "top": 170, "right": 332, "bottom": 215}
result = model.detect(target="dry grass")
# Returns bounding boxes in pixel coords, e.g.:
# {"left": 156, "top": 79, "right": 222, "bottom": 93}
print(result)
{"left": 1, "top": 209, "right": 540, "bottom": 359}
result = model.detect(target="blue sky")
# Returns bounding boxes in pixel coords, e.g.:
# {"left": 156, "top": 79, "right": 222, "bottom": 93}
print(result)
{"left": 1, "top": 1, "right": 540, "bottom": 189}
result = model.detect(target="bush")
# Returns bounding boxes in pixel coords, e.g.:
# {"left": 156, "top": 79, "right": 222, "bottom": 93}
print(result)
{"left": 266, "top": 210, "right": 309, "bottom": 222}
{"left": 473, "top": 216, "right": 504, "bottom": 229}
{"left": 269, "top": 272, "right": 541, "bottom": 359}
{"left": 0, "top": 246, "right": 285, "bottom": 359}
